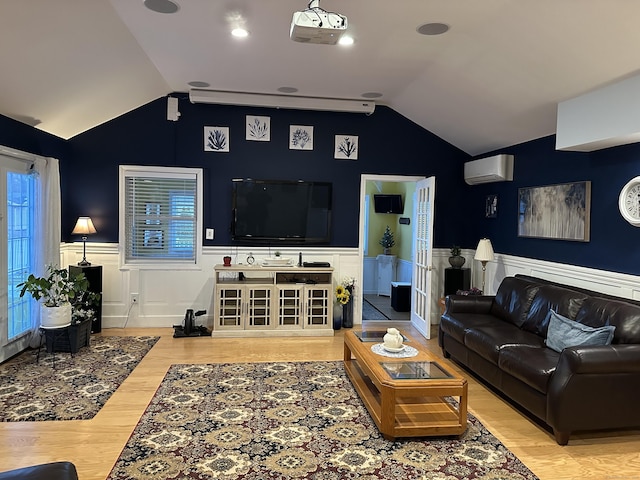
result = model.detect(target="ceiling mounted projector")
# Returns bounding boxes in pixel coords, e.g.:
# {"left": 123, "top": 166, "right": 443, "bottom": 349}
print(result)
{"left": 290, "top": 1, "right": 347, "bottom": 45}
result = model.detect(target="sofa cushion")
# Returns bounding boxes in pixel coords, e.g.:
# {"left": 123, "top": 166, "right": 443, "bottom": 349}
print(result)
{"left": 575, "top": 297, "right": 640, "bottom": 344}
{"left": 439, "top": 313, "right": 499, "bottom": 344}
{"left": 464, "top": 323, "right": 545, "bottom": 364}
{"left": 498, "top": 345, "right": 560, "bottom": 394}
{"left": 521, "top": 285, "right": 588, "bottom": 338}
{"left": 489, "top": 277, "right": 540, "bottom": 327}
{"left": 545, "top": 309, "right": 615, "bottom": 353}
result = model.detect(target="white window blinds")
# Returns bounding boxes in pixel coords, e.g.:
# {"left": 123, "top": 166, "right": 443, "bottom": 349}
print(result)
{"left": 121, "top": 166, "right": 202, "bottom": 265}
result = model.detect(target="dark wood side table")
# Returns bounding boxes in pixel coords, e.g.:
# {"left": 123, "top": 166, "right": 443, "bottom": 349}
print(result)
{"left": 69, "top": 265, "right": 103, "bottom": 333}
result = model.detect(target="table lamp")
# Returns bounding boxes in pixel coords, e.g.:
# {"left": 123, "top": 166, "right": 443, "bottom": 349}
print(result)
{"left": 72, "top": 217, "right": 97, "bottom": 266}
{"left": 474, "top": 238, "right": 495, "bottom": 293}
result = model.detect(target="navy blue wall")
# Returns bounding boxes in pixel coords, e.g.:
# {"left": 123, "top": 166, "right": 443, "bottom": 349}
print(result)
{"left": 6, "top": 96, "right": 640, "bottom": 276}
{"left": 466, "top": 135, "right": 640, "bottom": 276}
{"left": 0, "top": 115, "right": 68, "bottom": 163}
{"left": 65, "top": 95, "right": 471, "bottom": 247}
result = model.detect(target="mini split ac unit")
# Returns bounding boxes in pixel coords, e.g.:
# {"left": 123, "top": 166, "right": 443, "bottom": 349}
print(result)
{"left": 464, "top": 154, "right": 514, "bottom": 185}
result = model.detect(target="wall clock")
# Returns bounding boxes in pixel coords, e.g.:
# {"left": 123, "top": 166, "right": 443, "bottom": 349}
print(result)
{"left": 618, "top": 176, "right": 640, "bottom": 226}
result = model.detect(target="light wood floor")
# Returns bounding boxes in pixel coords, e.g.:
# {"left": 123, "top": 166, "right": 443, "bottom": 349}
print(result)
{"left": 1, "top": 323, "right": 639, "bottom": 480}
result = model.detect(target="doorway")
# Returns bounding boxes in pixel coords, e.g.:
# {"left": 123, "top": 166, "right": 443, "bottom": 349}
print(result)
{"left": 358, "top": 174, "right": 432, "bottom": 335}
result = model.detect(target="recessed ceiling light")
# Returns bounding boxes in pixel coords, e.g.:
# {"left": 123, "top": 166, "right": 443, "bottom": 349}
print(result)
{"left": 277, "top": 87, "right": 299, "bottom": 93}
{"left": 231, "top": 28, "right": 249, "bottom": 38}
{"left": 188, "top": 81, "right": 210, "bottom": 88}
{"left": 416, "top": 22, "right": 450, "bottom": 36}
{"left": 144, "top": 0, "right": 179, "bottom": 14}
{"left": 338, "top": 35, "right": 354, "bottom": 46}
{"left": 361, "top": 92, "right": 383, "bottom": 99}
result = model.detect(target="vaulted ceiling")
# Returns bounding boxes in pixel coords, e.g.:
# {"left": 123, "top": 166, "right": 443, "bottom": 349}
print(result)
{"left": 2, "top": 1, "right": 640, "bottom": 155}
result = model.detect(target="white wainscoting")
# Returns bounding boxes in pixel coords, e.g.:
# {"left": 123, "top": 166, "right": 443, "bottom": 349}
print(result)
{"left": 61, "top": 243, "right": 640, "bottom": 330}
{"left": 61, "top": 243, "right": 362, "bottom": 329}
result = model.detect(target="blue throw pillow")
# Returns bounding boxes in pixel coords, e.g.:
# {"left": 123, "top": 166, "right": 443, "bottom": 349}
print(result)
{"left": 545, "top": 309, "right": 615, "bottom": 353}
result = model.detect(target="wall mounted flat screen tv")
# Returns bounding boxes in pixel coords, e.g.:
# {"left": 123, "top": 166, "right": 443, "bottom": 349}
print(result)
{"left": 374, "top": 194, "right": 403, "bottom": 214}
{"left": 232, "top": 179, "right": 332, "bottom": 244}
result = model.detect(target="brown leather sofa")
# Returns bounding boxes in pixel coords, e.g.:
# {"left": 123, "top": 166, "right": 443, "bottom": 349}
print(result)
{"left": 439, "top": 274, "right": 640, "bottom": 445}
{"left": 0, "top": 462, "right": 78, "bottom": 480}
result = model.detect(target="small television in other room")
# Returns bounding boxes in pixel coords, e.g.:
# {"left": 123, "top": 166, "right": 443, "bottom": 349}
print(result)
{"left": 231, "top": 179, "right": 332, "bottom": 244}
{"left": 373, "top": 194, "right": 403, "bottom": 214}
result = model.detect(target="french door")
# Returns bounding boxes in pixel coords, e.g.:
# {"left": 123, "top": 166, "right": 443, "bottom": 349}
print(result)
{"left": 411, "top": 177, "right": 435, "bottom": 338}
{"left": 0, "top": 154, "right": 36, "bottom": 352}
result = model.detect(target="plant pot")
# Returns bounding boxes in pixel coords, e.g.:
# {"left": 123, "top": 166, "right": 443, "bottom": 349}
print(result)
{"left": 44, "top": 318, "right": 92, "bottom": 354}
{"left": 448, "top": 255, "right": 466, "bottom": 269}
{"left": 40, "top": 303, "right": 72, "bottom": 327}
{"left": 383, "top": 248, "right": 390, "bottom": 255}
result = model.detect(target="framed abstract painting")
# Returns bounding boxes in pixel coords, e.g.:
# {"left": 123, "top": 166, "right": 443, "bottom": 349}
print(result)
{"left": 517, "top": 181, "right": 591, "bottom": 241}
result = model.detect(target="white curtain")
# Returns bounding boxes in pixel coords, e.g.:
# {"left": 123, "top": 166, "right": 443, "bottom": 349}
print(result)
{"left": 28, "top": 156, "right": 61, "bottom": 347}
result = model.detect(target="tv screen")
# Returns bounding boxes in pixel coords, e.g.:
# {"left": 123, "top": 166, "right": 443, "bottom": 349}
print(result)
{"left": 232, "top": 180, "right": 332, "bottom": 244}
{"left": 374, "top": 194, "right": 403, "bottom": 214}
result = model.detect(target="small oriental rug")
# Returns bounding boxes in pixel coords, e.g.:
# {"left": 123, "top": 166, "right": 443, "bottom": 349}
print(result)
{"left": 107, "top": 361, "right": 539, "bottom": 479}
{"left": 0, "top": 335, "right": 159, "bottom": 422}
{"left": 362, "top": 299, "right": 388, "bottom": 321}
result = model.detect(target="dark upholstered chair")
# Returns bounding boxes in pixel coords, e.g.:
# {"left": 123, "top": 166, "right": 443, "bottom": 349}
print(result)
{"left": 0, "top": 462, "right": 78, "bottom": 480}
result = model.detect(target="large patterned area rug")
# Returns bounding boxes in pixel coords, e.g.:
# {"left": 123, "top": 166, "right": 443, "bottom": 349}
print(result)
{"left": 108, "top": 361, "right": 539, "bottom": 479}
{"left": 0, "top": 335, "right": 159, "bottom": 422}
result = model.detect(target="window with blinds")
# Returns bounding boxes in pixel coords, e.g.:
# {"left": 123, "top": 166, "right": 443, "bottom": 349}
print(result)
{"left": 120, "top": 166, "right": 203, "bottom": 266}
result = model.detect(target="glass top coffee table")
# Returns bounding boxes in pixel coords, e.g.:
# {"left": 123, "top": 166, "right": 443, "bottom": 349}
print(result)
{"left": 344, "top": 329, "right": 467, "bottom": 440}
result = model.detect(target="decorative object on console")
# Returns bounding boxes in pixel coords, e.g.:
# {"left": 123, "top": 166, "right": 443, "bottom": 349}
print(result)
{"left": 71, "top": 216, "right": 97, "bottom": 266}
{"left": 474, "top": 238, "right": 494, "bottom": 294}
{"left": 448, "top": 245, "right": 465, "bottom": 268}
{"left": 518, "top": 181, "right": 591, "bottom": 241}
{"left": 618, "top": 176, "right": 640, "bottom": 226}
{"left": 379, "top": 225, "right": 395, "bottom": 254}
{"left": 223, "top": 256, "right": 232, "bottom": 266}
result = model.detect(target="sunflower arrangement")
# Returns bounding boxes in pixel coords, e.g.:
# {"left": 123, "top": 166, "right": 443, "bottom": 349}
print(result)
{"left": 335, "top": 276, "right": 356, "bottom": 305}
{"left": 335, "top": 285, "right": 351, "bottom": 305}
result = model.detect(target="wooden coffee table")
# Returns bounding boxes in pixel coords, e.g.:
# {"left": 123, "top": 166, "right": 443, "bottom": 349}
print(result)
{"left": 343, "top": 329, "right": 467, "bottom": 440}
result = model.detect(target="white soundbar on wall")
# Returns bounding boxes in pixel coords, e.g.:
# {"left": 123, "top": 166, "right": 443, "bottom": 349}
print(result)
{"left": 189, "top": 89, "right": 375, "bottom": 115}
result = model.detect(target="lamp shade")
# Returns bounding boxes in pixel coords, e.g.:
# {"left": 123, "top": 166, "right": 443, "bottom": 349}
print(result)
{"left": 71, "top": 217, "right": 97, "bottom": 235}
{"left": 474, "top": 238, "right": 495, "bottom": 262}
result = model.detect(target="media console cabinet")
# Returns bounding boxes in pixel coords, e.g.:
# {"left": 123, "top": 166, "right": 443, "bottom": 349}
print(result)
{"left": 213, "top": 264, "right": 334, "bottom": 337}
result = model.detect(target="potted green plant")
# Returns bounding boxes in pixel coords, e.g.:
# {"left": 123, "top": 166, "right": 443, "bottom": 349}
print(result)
{"left": 17, "top": 265, "right": 94, "bottom": 327}
{"left": 379, "top": 226, "right": 395, "bottom": 254}
{"left": 449, "top": 245, "right": 465, "bottom": 269}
